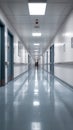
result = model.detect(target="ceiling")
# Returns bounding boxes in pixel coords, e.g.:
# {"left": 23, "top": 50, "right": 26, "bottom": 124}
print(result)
{"left": 0, "top": 0, "right": 73, "bottom": 60}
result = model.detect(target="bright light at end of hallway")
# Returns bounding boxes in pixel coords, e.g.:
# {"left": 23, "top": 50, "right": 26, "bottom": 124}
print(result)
{"left": 28, "top": 3, "right": 47, "bottom": 15}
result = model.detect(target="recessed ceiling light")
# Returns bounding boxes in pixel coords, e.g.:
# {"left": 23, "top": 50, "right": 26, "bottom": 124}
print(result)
{"left": 34, "top": 54, "right": 38, "bottom": 55}
{"left": 32, "top": 33, "right": 41, "bottom": 37}
{"left": 34, "top": 53, "right": 38, "bottom": 54}
{"left": 28, "top": 3, "right": 47, "bottom": 15}
{"left": 34, "top": 43, "right": 40, "bottom": 46}
{"left": 34, "top": 50, "right": 38, "bottom": 51}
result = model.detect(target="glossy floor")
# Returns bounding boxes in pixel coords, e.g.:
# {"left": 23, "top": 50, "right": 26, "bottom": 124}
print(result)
{"left": 0, "top": 68, "right": 73, "bottom": 130}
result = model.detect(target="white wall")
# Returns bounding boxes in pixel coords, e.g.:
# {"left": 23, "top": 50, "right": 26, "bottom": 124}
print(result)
{"left": 43, "top": 10, "right": 73, "bottom": 86}
{"left": 0, "top": 8, "right": 28, "bottom": 83}
{"left": 54, "top": 64, "right": 73, "bottom": 86}
{"left": 53, "top": 10, "right": 73, "bottom": 86}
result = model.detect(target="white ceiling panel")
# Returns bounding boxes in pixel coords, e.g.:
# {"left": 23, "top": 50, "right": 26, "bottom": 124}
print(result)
{"left": 7, "top": 3, "right": 29, "bottom": 16}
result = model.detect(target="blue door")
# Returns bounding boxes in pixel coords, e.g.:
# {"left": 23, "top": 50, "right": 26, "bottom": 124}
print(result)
{"left": 50, "top": 45, "right": 54, "bottom": 75}
{"left": 0, "top": 21, "right": 5, "bottom": 86}
{"left": 7, "top": 31, "right": 14, "bottom": 82}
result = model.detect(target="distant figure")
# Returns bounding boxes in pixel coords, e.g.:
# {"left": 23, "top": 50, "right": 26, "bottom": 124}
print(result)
{"left": 35, "top": 62, "right": 39, "bottom": 68}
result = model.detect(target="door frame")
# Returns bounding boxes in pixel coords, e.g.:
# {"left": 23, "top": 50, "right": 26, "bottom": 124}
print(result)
{"left": 7, "top": 29, "right": 14, "bottom": 82}
{"left": 46, "top": 51, "right": 48, "bottom": 71}
{"left": 0, "top": 20, "right": 5, "bottom": 86}
{"left": 50, "top": 45, "right": 54, "bottom": 75}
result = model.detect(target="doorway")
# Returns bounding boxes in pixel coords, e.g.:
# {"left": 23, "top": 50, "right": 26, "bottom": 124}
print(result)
{"left": 46, "top": 51, "right": 48, "bottom": 71}
{"left": 50, "top": 45, "right": 54, "bottom": 75}
{"left": 0, "top": 21, "right": 5, "bottom": 86}
{"left": 7, "top": 30, "right": 14, "bottom": 82}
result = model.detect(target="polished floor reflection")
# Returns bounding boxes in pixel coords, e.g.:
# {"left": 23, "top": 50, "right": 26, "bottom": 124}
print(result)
{"left": 0, "top": 68, "right": 73, "bottom": 130}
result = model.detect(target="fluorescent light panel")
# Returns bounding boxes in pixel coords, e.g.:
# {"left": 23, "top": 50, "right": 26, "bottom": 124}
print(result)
{"left": 28, "top": 3, "right": 47, "bottom": 15}
{"left": 34, "top": 53, "right": 38, "bottom": 55}
{"left": 34, "top": 43, "right": 40, "bottom": 46}
{"left": 34, "top": 50, "right": 38, "bottom": 51}
{"left": 32, "top": 33, "right": 41, "bottom": 37}
{"left": 35, "top": 55, "right": 38, "bottom": 56}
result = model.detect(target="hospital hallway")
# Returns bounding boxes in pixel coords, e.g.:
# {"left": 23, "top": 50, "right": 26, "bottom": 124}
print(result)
{"left": 0, "top": 67, "right": 73, "bottom": 130}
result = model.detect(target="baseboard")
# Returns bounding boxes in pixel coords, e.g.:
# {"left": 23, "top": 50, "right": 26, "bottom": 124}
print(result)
{"left": 42, "top": 68, "right": 73, "bottom": 90}
{"left": 54, "top": 75, "right": 73, "bottom": 90}
{"left": 13, "top": 66, "right": 33, "bottom": 80}
{"left": 14, "top": 69, "right": 28, "bottom": 81}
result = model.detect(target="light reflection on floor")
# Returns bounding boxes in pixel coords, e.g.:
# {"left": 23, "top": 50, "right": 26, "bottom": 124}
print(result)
{"left": 0, "top": 68, "right": 73, "bottom": 130}
{"left": 31, "top": 122, "right": 41, "bottom": 130}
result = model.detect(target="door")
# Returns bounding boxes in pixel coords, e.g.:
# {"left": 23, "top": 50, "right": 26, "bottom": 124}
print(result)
{"left": 7, "top": 31, "right": 14, "bottom": 82}
{"left": 50, "top": 45, "right": 54, "bottom": 75}
{"left": 28, "top": 54, "right": 30, "bottom": 70}
{"left": 0, "top": 21, "right": 5, "bottom": 86}
{"left": 46, "top": 51, "right": 48, "bottom": 71}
